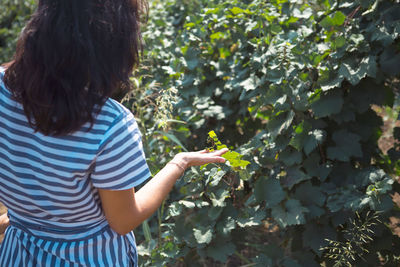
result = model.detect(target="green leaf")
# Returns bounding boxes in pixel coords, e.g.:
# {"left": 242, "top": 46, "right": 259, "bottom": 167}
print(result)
{"left": 334, "top": 35, "right": 346, "bottom": 48}
{"left": 210, "top": 188, "right": 229, "bottom": 207}
{"left": 302, "top": 223, "right": 335, "bottom": 255}
{"left": 380, "top": 45, "right": 400, "bottom": 76}
{"left": 332, "top": 11, "right": 346, "bottom": 26}
{"left": 207, "top": 131, "right": 250, "bottom": 170}
{"left": 320, "top": 11, "right": 346, "bottom": 28}
{"left": 303, "top": 153, "right": 332, "bottom": 182}
{"left": 310, "top": 90, "right": 343, "bottom": 118}
{"left": 271, "top": 199, "right": 309, "bottom": 227}
{"left": 154, "top": 131, "right": 188, "bottom": 151}
{"left": 320, "top": 16, "right": 334, "bottom": 29}
{"left": 319, "top": 72, "right": 344, "bottom": 91}
{"left": 206, "top": 238, "right": 236, "bottom": 262}
{"left": 348, "top": 79, "right": 387, "bottom": 113}
{"left": 282, "top": 167, "right": 311, "bottom": 189}
{"left": 186, "top": 57, "right": 199, "bottom": 70}
{"left": 289, "top": 120, "right": 312, "bottom": 151}
{"left": 184, "top": 47, "right": 200, "bottom": 70}
{"left": 338, "top": 56, "right": 377, "bottom": 85}
{"left": 142, "top": 220, "right": 152, "bottom": 242}
{"left": 327, "top": 129, "right": 362, "bottom": 161}
{"left": 205, "top": 7, "right": 220, "bottom": 14}
{"left": 216, "top": 216, "right": 235, "bottom": 235}
{"left": 267, "top": 110, "right": 295, "bottom": 137}
{"left": 208, "top": 168, "right": 226, "bottom": 187}
{"left": 369, "top": 23, "right": 394, "bottom": 46}
{"left": 240, "top": 75, "right": 258, "bottom": 91}
{"left": 223, "top": 150, "right": 251, "bottom": 170}
{"left": 193, "top": 227, "right": 213, "bottom": 244}
{"left": 208, "top": 206, "right": 223, "bottom": 221}
{"left": 210, "top": 31, "right": 224, "bottom": 40}
{"left": 254, "top": 176, "right": 285, "bottom": 208}
{"left": 237, "top": 207, "right": 265, "bottom": 227}
{"left": 229, "top": 6, "right": 250, "bottom": 15}
{"left": 168, "top": 202, "right": 184, "bottom": 217}
{"left": 294, "top": 181, "right": 326, "bottom": 207}
{"left": 178, "top": 200, "right": 196, "bottom": 209}
{"left": 365, "top": 194, "right": 393, "bottom": 211}
{"left": 279, "top": 148, "right": 302, "bottom": 166}
{"left": 304, "top": 129, "right": 326, "bottom": 155}
{"left": 204, "top": 105, "right": 227, "bottom": 120}
{"left": 326, "top": 187, "right": 363, "bottom": 212}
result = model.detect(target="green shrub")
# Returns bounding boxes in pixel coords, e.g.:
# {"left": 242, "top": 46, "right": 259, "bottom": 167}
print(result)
{"left": 136, "top": 0, "right": 400, "bottom": 265}
{"left": 0, "top": 0, "right": 35, "bottom": 63}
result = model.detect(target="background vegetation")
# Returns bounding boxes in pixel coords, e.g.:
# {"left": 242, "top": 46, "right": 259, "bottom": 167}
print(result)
{"left": 1, "top": 0, "right": 400, "bottom": 266}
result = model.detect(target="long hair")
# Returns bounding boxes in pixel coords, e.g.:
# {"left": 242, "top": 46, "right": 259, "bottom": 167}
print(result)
{"left": 3, "top": 0, "right": 147, "bottom": 135}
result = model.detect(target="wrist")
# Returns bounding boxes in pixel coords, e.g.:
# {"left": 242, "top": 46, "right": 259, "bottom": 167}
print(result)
{"left": 171, "top": 153, "right": 189, "bottom": 170}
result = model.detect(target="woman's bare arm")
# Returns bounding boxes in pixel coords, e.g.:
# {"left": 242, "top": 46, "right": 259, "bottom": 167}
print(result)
{"left": 98, "top": 149, "right": 228, "bottom": 235}
{"left": 0, "top": 213, "right": 9, "bottom": 235}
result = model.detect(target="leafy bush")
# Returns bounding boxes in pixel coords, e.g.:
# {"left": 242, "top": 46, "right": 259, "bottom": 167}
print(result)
{"left": 0, "top": 0, "right": 35, "bottom": 63}
{"left": 135, "top": 0, "right": 400, "bottom": 266}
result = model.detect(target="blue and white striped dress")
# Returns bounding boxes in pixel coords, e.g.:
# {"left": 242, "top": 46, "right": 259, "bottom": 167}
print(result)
{"left": 0, "top": 68, "right": 152, "bottom": 266}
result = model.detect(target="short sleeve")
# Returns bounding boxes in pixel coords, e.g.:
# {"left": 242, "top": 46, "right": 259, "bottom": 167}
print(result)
{"left": 90, "top": 111, "right": 151, "bottom": 190}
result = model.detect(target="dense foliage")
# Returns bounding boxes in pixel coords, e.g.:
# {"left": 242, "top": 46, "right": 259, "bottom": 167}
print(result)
{"left": 135, "top": 0, "right": 400, "bottom": 266}
{"left": 2, "top": 0, "right": 400, "bottom": 266}
{"left": 0, "top": 0, "right": 35, "bottom": 63}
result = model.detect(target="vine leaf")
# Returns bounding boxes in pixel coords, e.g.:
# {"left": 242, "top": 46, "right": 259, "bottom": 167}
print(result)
{"left": 338, "top": 56, "right": 377, "bottom": 85}
{"left": 304, "top": 129, "right": 326, "bottom": 155}
{"left": 207, "top": 131, "right": 250, "bottom": 170}
{"left": 303, "top": 223, "right": 335, "bottom": 255}
{"left": 294, "top": 181, "right": 326, "bottom": 207}
{"left": 254, "top": 177, "right": 285, "bottom": 208}
{"left": 327, "top": 129, "right": 362, "bottom": 161}
{"left": 379, "top": 45, "right": 400, "bottom": 76}
{"left": 271, "top": 199, "right": 309, "bottom": 227}
{"left": 267, "top": 110, "right": 295, "bottom": 137}
{"left": 320, "top": 11, "right": 346, "bottom": 28}
{"left": 282, "top": 167, "right": 311, "bottom": 189}
{"left": 184, "top": 47, "right": 200, "bottom": 70}
{"left": 303, "top": 153, "right": 332, "bottom": 182}
{"left": 206, "top": 239, "right": 236, "bottom": 262}
{"left": 279, "top": 148, "right": 302, "bottom": 166}
{"left": 290, "top": 120, "right": 312, "bottom": 151}
{"left": 326, "top": 187, "right": 363, "bottom": 212}
{"left": 310, "top": 90, "right": 343, "bottom": 118}
{"left": 193, "top": 227, "right": 213, "bottom": 244}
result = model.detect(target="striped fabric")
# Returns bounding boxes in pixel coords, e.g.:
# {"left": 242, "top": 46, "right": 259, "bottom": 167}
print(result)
{"left": 0, "top": 68, "right": 151, "bottom": 266}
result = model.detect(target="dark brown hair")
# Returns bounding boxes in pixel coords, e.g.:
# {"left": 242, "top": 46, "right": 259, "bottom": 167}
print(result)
{"left": 4, "top": 0, "right": 147, "bottom": 135}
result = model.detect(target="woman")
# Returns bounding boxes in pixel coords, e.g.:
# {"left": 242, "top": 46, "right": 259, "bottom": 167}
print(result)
{"left": 0, "top": 0, "right": 227, "bottom": 266}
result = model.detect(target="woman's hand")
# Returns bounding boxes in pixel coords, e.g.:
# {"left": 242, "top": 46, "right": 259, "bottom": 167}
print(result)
{"left": 170, "top": 148, "right": 229, "bottom": 170}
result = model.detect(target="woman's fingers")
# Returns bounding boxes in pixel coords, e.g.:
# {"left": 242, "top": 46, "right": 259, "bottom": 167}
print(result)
{"left": 174, "top": 148, "right": 229, "bottom": 168}
{"left": 211, "top": 148, "right": 229, "bottom": 156}
{"left": 201, "top": 149, "right": 228, "bottom": 164}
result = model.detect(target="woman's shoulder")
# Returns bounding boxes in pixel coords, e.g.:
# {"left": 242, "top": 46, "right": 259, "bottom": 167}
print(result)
{"left": 98, "top": 98, "right": 133, "bottom": 121}
{"left": 0, "top": 67, "right": 14, "bottom": 99}
{"left": 92, "top": 97, "right": 137, "bottom": 133}
{"left": 0, "top": 66, "right": 5, "bottom": 81}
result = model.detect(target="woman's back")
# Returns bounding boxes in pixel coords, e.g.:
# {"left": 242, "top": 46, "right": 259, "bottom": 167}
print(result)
{"left": 0, "top": 69, "right": 151, "bottom": 266}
